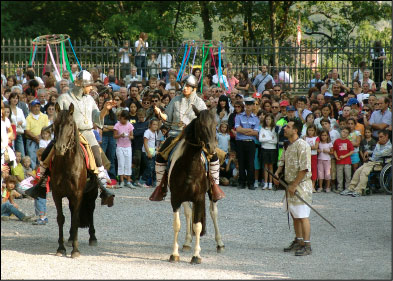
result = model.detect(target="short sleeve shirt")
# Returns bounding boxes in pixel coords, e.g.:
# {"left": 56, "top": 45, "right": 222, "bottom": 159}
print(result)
{"left": 333, "top": 138, "right": 354, "bottom": 165}
{"left": 318, "top": 142, "right": 333, "bottom": 160}
{"left": 142, "top": 129, "right": 157, "bottom": 153}
{"left": 278, "top": 138, "right": 312, "bottom": 206}
{"left": 234, "top": 112, "right": 260, "bottom": 141}
{"left": 114, "top": 121, "right": 134, "bottom": 148}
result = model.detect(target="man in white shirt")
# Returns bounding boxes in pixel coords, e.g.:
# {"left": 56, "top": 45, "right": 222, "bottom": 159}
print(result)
{"left": 23, "top": 69, "right": 44, "bottom": 87}
{"left": 70, "top": 64, "right": 79, "bottom": 81}
{"left": 278, "top": 68, "right": 293, "bottom": 90}
{"left": 353, "top": 61, "right": 366, "bottom": 82}
{"left": 134, "top": 33, "right": 149, "bottom": 79}
{"left": 119, "top": 41, "right": 133, "bottom": 80}
{"left": 359, "top": 69, "right": 376, "bottom": 92}
{"left": 157, "top": 48, "right": 172, "bottom": 83}
{"left": 357, "top": 82, "right": 370, "bottom": 106}
{"left": 212, "top": 67, "right": 229, "bottom": 90}
{"left": 125, "top": 66, "right": 141, "bottom": 89}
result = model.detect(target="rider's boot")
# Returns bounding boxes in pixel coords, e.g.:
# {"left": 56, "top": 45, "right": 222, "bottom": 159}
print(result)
{"left": 209, "top": 159, "right": 225, "bottom": 201}
{"left": 25, "top": 166, "right": 48, "bottom": 199}
{"left": 149, "top": 162, "right": 168, "bottom": 201}
{"left": 97, "top": 166, "right": 115, "bottom": 207}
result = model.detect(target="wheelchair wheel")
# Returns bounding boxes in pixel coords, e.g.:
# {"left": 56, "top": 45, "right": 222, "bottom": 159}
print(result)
{"left": 379, "top": 163, "right": 392, "bottom": 195}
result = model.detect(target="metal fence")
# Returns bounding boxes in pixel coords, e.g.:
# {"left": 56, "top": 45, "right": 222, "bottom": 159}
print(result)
{"left": 1, "top": 38, "right": 391, "bottom": 92}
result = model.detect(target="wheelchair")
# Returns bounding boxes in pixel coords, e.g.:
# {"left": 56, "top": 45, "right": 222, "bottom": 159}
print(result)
{"left": 364, "top": 156, "right": 392, "bottom": 195}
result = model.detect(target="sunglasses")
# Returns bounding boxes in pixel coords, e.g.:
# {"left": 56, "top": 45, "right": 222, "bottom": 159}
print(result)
{"left": 272, "top": 106, "right": 279, "bottom": 109}
{"left": 152, "top": 99, "right": 159, "bottom": 102}
{"left": 143, "top": 102, "right": 150, "bottom": 104}
{"left": 114, "top": 99, "right": 120, "bottom": 101}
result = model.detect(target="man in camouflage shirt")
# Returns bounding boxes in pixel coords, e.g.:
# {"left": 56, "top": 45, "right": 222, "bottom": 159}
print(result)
{"left": 274, "top": 118, "right": 313, "bottom": 256}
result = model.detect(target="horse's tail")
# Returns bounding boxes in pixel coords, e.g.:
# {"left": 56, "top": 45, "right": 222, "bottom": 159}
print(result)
{"left": 78, "top": 176, "right": 98, "bottom": 228}
{"left": 193, "top": 200, "right": 206, "bottom": 237}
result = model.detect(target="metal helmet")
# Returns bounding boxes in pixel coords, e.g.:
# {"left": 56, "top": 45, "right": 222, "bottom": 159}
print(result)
{"left": 74, "top": 70, "right": 94, "bottom": 87}
{"left": 182, "top": 74, "right": 198, "bottom": 88}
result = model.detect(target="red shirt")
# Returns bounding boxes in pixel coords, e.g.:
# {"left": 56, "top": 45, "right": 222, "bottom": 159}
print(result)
{"left": 333, "top": 138, "right": 354, "bottom": 165}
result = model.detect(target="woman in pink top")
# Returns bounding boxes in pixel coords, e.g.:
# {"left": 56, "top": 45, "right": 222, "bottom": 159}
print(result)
{"left": 113, "top": 110, "right": 134, "bottom": 188}
{"left": 226, "top": 69, "right": 239, "bottom": 95}
{"left": 317, "top": 129, "right": 334, "bottom": 192}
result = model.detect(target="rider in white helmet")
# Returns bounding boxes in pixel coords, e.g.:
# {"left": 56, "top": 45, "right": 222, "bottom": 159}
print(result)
{"left": 25, "top": 70, "right": 116, "bottom": 206}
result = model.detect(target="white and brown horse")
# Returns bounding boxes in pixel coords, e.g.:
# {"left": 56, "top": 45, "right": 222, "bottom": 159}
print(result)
{"left": 167, "top": 105, "right": 224, "bottom": 264}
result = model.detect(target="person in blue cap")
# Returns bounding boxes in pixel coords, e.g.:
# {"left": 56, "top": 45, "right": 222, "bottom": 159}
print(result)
{"left": 234, "top": 97, "right": 260, "bottom": 190}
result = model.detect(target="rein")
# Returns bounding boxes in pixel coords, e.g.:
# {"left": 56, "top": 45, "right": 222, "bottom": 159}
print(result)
{"left": 184, "top": 119, "right": 214, "bottom": 159}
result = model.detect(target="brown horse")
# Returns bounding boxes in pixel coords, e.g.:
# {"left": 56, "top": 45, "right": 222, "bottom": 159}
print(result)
{"left": 51, "top": 103, "right": 98, "bottom": 258}
{"left": 167, "top": 105, "right": 224, "bottom": 264}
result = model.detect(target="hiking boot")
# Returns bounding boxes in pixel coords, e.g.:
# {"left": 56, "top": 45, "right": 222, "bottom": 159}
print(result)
{"left": 1, "top": 216, "right": 10, "bottom": 221}
{"left": 334, "top": 188, "right": 344, "bottom": 194}
{"left": 340, "top": 189, "right": 353, "bottom": 196}
{"left": 284, "top": 239, "right": 302, "bottom": 252}
{"left": 118, "top": 181, "right": 125, "bottom": 188}
{"left": 351, "top": 192, "right": 361, "bottom": 197}
{"left": 295, "top": 244, "right": 312, "bottom": 256}
{"left": 32, "top": 218, "right": 47, "bottom": 225}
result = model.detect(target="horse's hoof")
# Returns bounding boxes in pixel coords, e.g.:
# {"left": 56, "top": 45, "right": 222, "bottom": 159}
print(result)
{"left": 55, "top": 250, "right": 66, "bottom": 257}
{"left": 190, "top": 256, "right": 201, "bottom": 264}
{"left": 89, "top": 239, "right": 98, "bottom": 246}
{"left": 66, "top": 240, "right": 73, "bottom": 247}
{"left": 71, "top": 251, "right": 80, "bottom": 258}
{"left": 169, "top": 255, "right": 180, "bottom": 263}
{"left": 217, "top": 245, "right": 225, "bottom": 253}
{"left": 182, "top": 245, "right": 191, "bottom": 252}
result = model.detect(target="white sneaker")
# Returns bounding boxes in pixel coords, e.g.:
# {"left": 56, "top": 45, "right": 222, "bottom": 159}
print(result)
{"left": 262, "top": 183, "right": 268, "bottom": 190}
{"left": 126, "top": 182, "right": 136, "bottom": 189}
{"left": 118, "top": 181, "right": 125, "bottom": 188}
{"left": 253, "top": 182, "right": 259, "bottom": 189}
{"left": 268, "top": 183, "right": 273, "bottom": 190}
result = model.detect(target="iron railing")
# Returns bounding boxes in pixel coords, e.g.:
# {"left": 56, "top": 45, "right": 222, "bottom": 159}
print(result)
{"left": 1, "top": 38, "right": 391, "bottom": 92}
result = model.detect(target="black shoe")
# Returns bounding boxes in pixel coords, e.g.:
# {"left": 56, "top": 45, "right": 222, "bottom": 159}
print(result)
{"left": 248, "top": 185, "right": 256, "bottom": 190}
{"left": 238, "top": 184, "right": 246, "bottom": 189}
{"left": 25, "top": 176, "right": 48, "bottom": 199}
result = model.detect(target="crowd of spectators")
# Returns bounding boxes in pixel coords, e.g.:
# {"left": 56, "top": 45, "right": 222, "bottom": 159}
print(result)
{"left": 1, "top": 48, "right": 392, "bottom": 224}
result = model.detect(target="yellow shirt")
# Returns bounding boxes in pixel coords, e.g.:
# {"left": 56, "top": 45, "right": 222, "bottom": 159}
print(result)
{"left": 11, "top": 163, "right": 25, "bottom": 181}
{"left": 25, "top": 112, "right": 49, "bottom": 136}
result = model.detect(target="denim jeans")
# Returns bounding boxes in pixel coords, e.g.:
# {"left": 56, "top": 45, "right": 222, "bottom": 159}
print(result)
{"left": 101, "top": 135, "right": 117, "bottom": 179}
{"left": 26, "top": 139, "right": 39, "bottom": 170}
{"left": 14, "top": 134, "right": 25, "bottom": 157}
{"left": 141, "top": 152, "right": 155, "bottom": 185}
{"left": 34, "top": 196, "right": 47, "bottom": 217}
{"left": 1, "top": 201, "right": 25, "bottom": 220}
{"left": 135, "top": 56, "right": 147, "bottom": 79}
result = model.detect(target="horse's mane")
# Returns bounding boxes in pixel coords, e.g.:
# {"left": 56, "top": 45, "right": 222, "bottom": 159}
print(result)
{"left": 54, "top": 109, "right": 80, "bottom": 149}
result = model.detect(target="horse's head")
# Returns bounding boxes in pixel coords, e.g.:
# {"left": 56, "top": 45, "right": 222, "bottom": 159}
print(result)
{"left": 192, "top": 104, "right": 217, "bottom": 156}
{"left": 53, "top": 103, "right": 77, "bottom": 156}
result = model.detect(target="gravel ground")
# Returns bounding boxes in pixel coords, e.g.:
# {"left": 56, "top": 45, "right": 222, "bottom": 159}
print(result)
{"left": 1, "top": 184, "right": 391, "bottom": 280}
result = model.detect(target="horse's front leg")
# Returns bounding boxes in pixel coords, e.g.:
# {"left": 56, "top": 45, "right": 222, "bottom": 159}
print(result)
{"left": 69, "top": 195, "right": 82, "bottom": 258}
{"left": 209, "top": 200, "right": 225, "bottom": 253}
{"left": 191, "top": 221, "right": 202, "bottom": 264}
{"left": 169, "top": 208, "right": 181, "bottom": 262}
{"left": 182, "top": 202, "right": 192, "bottom": 251}
{"left": 53, "top": 195, "right": 66, "bottom": 256}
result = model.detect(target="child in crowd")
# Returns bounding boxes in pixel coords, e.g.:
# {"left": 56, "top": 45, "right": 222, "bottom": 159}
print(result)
{"left": 217, "top": 122, "right": 230, "bottom": 154}
{"left": 347, "top": 118, "right": 361, "bottom": 173}
{"left": 21, "top": 156, "right": 35, "bottom": 179}
{"left": 32, "top": 148, "right": 49, "bottom": 225}
{"left": 333, "top": 127, "right": 354, "bottom": 194}
{"left": 359, "top": 126, "right": 377, "bottom": 164}
{"left": 158, "top": 125, "right": 169, "bottom": 147}
{"left": 317, "top": 129, "right": 333, "bottom": 192}
{"left": 141, "top": 119, "right": 159, "bottom": 188}
{"left": 301, "top": 113, "right": 315, "bottom": 138}
{"left": 11, "top": 151, "right": 24, "bottom": 183}
{"left": 113, "top": 110, "right": 135, "bottom": 189}
{"left": 321, "top": 118, "right": 340, "bottom": 192}
{"left": 349, "top": 109, "right": 364, "bottom": 137}
{"left": 337, "top": 116, "right": 347, "bottom": 133}
{"left": 259, "top": 113, "right": 278, "bottom": 190}
{"left": 1, "top": 176, "right": 33, "bottom": 222}
{"left": 230, "top": 160, "right": 239, "bottom": 187}
{"left": 39, "top": 128, "right": 52, "bottom": 149}
{"left": 304, "top": 124, "right": 319, "bottom": 192}
{"left": 132, "top": 109, "right": 149, "bottom": 185}
{"left": 220, "top": 150, "right": 237, "bottom": 186}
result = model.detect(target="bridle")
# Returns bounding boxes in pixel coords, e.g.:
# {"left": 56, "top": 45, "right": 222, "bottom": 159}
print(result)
{"left": 184, "top": 117, "right": 214, "bottom": 159}
{"left": 54, "top": 119, "right": 76, "bottom": 154}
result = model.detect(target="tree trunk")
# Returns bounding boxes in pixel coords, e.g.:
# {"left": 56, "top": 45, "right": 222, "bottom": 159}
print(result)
{"left": 245, "top": 1, "right": 260, "bottom": 65}
{"left": 269, "top": 1, "right": 279, "bottom": 67}
{"left": 173, "top": 1, "right": 181, "bottom": 35}
{"left": 200, "top": 1, "right": 212, "bottom": 40}
{"left": 242, "top": 10, "right": 247, "bottom": 64}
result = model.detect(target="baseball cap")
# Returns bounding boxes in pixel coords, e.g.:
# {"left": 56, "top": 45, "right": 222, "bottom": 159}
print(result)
{"left": 286, "top": 105, "right": 296, "bottom": 111}
{"left": 252, "top": 92, "right": 262, "bottom": 99}
{"left": 347, "top": 98, "right": 359, "bottom": 106}
{"left": 30, "top": 99, "right": 41, "bottom": 106}
{"left": 279, "top": 100, "right": 290, "bottom": 107}
{"left": 235, "top": 93, "right": 244, "bottom": 99}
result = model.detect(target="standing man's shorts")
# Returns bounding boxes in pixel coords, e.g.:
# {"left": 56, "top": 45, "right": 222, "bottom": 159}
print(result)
{"left": 289, "top": 204, "right": 311, "bottom": 218}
